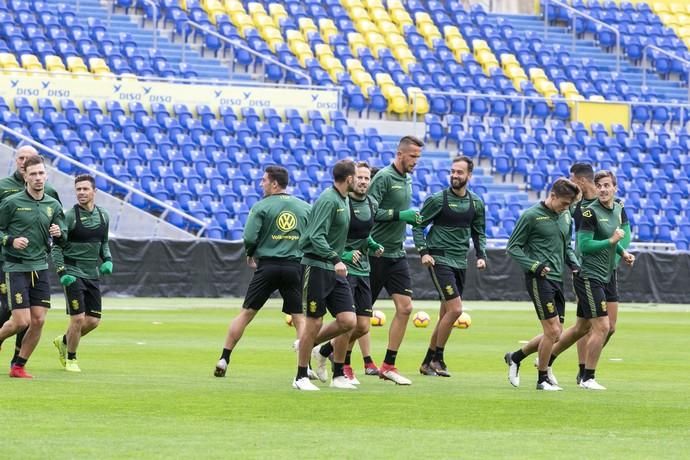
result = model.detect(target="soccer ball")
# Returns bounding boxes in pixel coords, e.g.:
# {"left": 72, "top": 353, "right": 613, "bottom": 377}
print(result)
{"left": 454, "top": 312, "right": 472, "bottom": 329}
{"left": 371, "top": 310, "right": 386, "bottom": 326}
{"left": 413, "top": 311, "right": 430, "bottom": 328}
{"left": 285, "top": 314, "right": 294, "bottom": 327}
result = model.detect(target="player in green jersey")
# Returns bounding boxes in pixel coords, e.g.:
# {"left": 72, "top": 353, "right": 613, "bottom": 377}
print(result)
{"left": 0, "top": 145, "right": 61, "bottom": 365}
{"left": 214, "top": 166, "right": 311, "bottom": 378}
{"left": 295, "top": 160, "right": 357, "bottom": 391}
{"left": 368, "top": 136, "right": 424, "bottom": 385}
{"left": 313, "top": 162, "right": 384, "bottom": 385}
{"left": 0, "top": 155, "right": 65, "bottom": 378}
{"left": 504, "top": 178, "right": 580, "bottom": 391}
{"left": 50, "top": 175, "right": 112, "bottom": 372}
{"left": 413, "top": 156, "right": 486, "bottom": 377}
{"left": 548, "top": 171, "right": 635, "bottom": 390}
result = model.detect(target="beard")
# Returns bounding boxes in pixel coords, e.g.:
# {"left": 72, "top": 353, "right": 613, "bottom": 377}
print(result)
{"left": 451, "top": 178, "right": 467, "bottom": 190}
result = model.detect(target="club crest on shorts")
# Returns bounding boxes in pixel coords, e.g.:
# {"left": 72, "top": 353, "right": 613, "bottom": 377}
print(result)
{"left": 546, "top": 302, "right": 555, "bottom": 313}
{"left": 71, "top": 299, "right": 80, "bottom": 310}
{"left": 445, "top": 285, "right": 454, "bottom": 296}
{"left": 276, "top": 211, "right": 297, "bottom": 232}
{"left": 0, "top": 282, "right": 6, "bottom": 295}
{"left": 601, "top": 301, "right": 607, "bottom": 312}
{"left": 14, "top": 292, "right": 22, "bottom": 305}
{"left": 309, "top": 301, "right": 317, "bottom": 313}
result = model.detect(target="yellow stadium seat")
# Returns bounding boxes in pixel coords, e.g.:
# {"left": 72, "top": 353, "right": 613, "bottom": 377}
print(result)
{"left": 349, "top": 6, "right": 369, "bottom": 22}
{"left": 511, "top": 76, "right": 528, "bottom": 92}
{"left": 254, "top": 15, "right": 274, "bottom": 30}
{"left": 472, "top": 39, "right": 490, "bottom": 53}
{"left": 356, "top": 19, "right": 377, "bottom": 35}
{"left": 299, "top": 17, "right": 318, "bottom": 36}
{"left": 407, "top": 87, "right": 429, "bottom": 115}
{"left": 652, "top": 2, "right": 669, "bottom": 14}
{"left": 559, "top": 81, "right": 578, "bottom": 94}
{"left": 267, "top": 3, "right": 285, "bottom": 16}
{"left": 261, "top": 27, "right": 283, "bottom": 51}
{"left": 290, "top": 40, "right": 312, "bottom": 56}
{"left": 669, "top": 3, "right": 685, "bottom": 14}
{"left": 375, "top": 72, "right": 395, "bottom": 87}
{"left": 246, "top": 2, "right": 266, "bottom": 15}
{"left": 453, "top": 49, "right": 471, "bottom": 62}
{"left": 443, "top": 25, "right": 462, "bottom": 40}
{"left": 365, "top": 31, "right": 386, "bottom": 49}
{"left": 504, "top": 64, "right": 526, "bottom": 79}
{"left": 231, "top": 12, "right": 254, "bottom": 35}
{"left": 448, "top": 36, "right": 470, "bottom": 53}
{"left": 414, "top": 12, "right": 433, "bottom": 25}
{"left": 370, "top": 8, "right": 390, "bottom": 23}
{"left": 378, "top": 20, "right": 398, "bottom": 36}
{"left": 346, "top": 59, "right": 365, "bottom": 72}
{"left": 314, "top": 44, "right": 333, "bottom": 58}
{"left": 529, "top": 67, "right": 547, "bottom": 81}
{"left": 390, "top": 9, "right": 413, "bottom": 26}
{"left": 535, "top": 80, "right": 558, "bottom": 96}
{"left": 296, "top": 51, "right": 313, "bottom": 67}
{"left": 286, "top": 29, "right": 304, "bottom": 43}
{"left": 321, "top": 56, "right": 344, "bottom": 73}
{"left": 45, "top": 55, "right": 66, "bottom": 72}
{"left": 352, "top": 69, "right": 375, "bottom": 87}
{"left": 88, "top": 57, "right": 110, "bottom": 73}
{"left": 67, "top": 56, "right": 88, "bottom": 73}
{"left": 399, "top": 57, "right": 416, "bottom": 73}
{"left": 223, "top": 0, "right": 244, "bottom": 15}
{"left": 387, "top": 0, "right": 404, "bottom": 8}
{"left": 392, "top": 44, "right": 414, "bottom": 61}
{"left": 385, "top": 91, "right": 408, "bottom": 115}
{"left": 385, "top": 34, "right": 406, "bottom": 48}
{"left": 319, "top": 18, "right": 338, "bottom": 41}
{"left": 268, "top": 4, "right": 287, "bottom": 26}
{"left": 500, "top": 53, "right": 519, "bottom": 67}
{"left": 359, "top": 81, "right": 375, "bottom": 95}
{"left": 589, "top": 95, "right": 605, "bottom": 102}
{"left": 203, "top": 0, "right": 224, "bottom": 20}
{"left": 342, "top": 0, "right": 364, "bottom": 8}
{"left": 20, "top": 54, "right": 43, "bottom": 71}
{"left": 687, "top": 3, "right": 690, "bottom": 14}
{"left": 363, "top": 0, "right": 383, "bottom": 9}
{"left": 476, "top": 49, "right": 497, "bottom": 64}
{"left": 348, "top": 32, "right": 367, "bottom": 53}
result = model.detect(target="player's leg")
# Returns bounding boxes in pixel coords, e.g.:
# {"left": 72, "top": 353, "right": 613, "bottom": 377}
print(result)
{"left": 581, "top": 283, "right": 610, "bottom": 390}
{"left": 575, "top": 332, "right": 588, "bottom": 384}
{"left": 295, "top": 266, "right": 326, "bottom": 390}
{"left": 603, "top": 273, "right": 619, "bottom": 347}
{"left": 420, "top": 274, "right": 445, "bottom": 376}
{"left": 327, "top": 275, "right": 356, "bottom": 389}
{"left": 379, "top": 258, "right": 413, "bottom": 384}
{"left": 357, "top": 332, "right": 378, "bottom": 375}
{"left": 0, "top": 272, "right": 30, "bottom": 343}
{"left": 536, "top": 316, "right": 562, "bottom": 390}
{"left": 428, "top": 266, "right": 465, "bottom": 377}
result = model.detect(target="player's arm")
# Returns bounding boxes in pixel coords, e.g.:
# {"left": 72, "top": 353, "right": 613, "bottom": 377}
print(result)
{"left": 564, "top": 213, "right": 580, "bottom": 271}
{"left": 51, "top": 208, "right": 72, "bottom": 279}
{"left": 577, "top": 210, "right": 613, "bottom": 254}
{"left": 413, "top": 193, "right": 442, "bottom": 255}
{"left": 471, "top": 197, "right": 487, "bottom": 261}
{"left": 51, "top": 206, "right": 68, "bottom": 244}
{"left": 243, "top": 204, "right": 264, "bottom": 257}
{"left": 507, "top": 213, "right": 544, "bottom": 274}
{"left": 620, "top": 206, "right": 631, "bottom": 250}
{"left": 99, "top": 210, "right": 113, "bottom": 268}
{"left": 0, "top": 199, "right": 14, "bottom": 244}
{"left": 369, "top": 174, "right": 397, "bottom": 222}
{"left": 305, "top": 200, "right": 340, "bottom": 263}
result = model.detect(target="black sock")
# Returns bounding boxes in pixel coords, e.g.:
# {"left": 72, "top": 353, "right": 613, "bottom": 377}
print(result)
{"left": 14, "top": 356, "right": 27, "bottom": 367}
{"left": 578, "top": 363, "right": 585, "bottom": 377}
{"left": 319, "top": 341, "right": 334, "bottom": 358}
{"left": 62, "top": 335, "right": 67, "bottom": 345}
{"left": 434, "top": 347, "right": 445, "bottom": 363}
{"left": 538, "top": 370, "right": 548, "bottom": 383}
{"left": 67, "top": 352, "right": 77, "bottom": 360}
{"left": 344, "top": 351, "right": 352, "bottom": 366}
{"left": 584, "top": 368, "right": 595, "bottom": 381}
{"left": 512, "top": 349, "right": 526, "bottom": 364}
{"left": 384, "top": 349, "right": 397, "bottom": 366}
{"left": 422, "top": 348, "right": 435, "bottom": 365}
{"left": 363, "top": 355, "right": 373, "bottom": 365}
{"left": 11, "top": 348, "right": 20, "bottom": 364}
{"left": 333, "top": 362, "right": 344, "bottom": 378}
{"left": 296, "top": 366, "right": 308, "bottom": 380}
{"left": 548, "top": 354, "right": 557, "bottom": 366}
{"left": 220, "top": 348, "right": 231, "bottom": 362}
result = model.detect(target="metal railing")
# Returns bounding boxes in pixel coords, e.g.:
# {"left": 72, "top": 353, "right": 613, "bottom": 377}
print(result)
{"left": 544, "top": 0, "right": 621, "bottom": 73}
{"left": 141, "top": 0, "right": 159, "bottom": 51}
{"left": 0, "top": 124, "right": 207, "bottom": 237}
{"left": 184, "top": 21, "right": 313, "bottom": 85}
{"left": 642, "top": 44, "right": 690, "bottom": 101}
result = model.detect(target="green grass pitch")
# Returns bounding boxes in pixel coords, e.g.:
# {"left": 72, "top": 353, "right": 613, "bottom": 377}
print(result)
{"left": 2, "top": 298, "right": 689, "bottom": 459}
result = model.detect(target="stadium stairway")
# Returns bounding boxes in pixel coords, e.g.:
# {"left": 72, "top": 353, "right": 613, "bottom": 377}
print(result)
{"left": 0, "top": 142, "right": 194, "bottom": 239}
{"left": 40, "top": 0, "right": 232, "bottom": 80}
{"left": 498, "top": 13, "right": 688, "bottom": 101}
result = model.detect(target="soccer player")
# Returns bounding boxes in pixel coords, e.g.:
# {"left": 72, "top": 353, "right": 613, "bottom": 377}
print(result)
{"left": 51, "top": 174, "right": 113, "bottom": 372}
{"left": 368, "top": 135, "right": 424, "bottom": 385}
{"left": 0, "top": 155, "right": 65, "bottom": 378}
{"left": 569, "top": 163, "right": 631, "bottom": 384}
{"left": 0, "top": 145, "right": 61, "bottom": 365}
{"left": 312, "top": 162, "right": 384, "bottom": 384}
{"left": 413, "top": 156, "right": 486, "bottom": 377}
{"left": 294, "top": 160, "right": 357, "bottom": 391}
{"left": 504, "top": 178, "right": 580, "bottom": 391}
{"left": 214, "top": 166, "right": 310, "bottom": 378}
{"left": 548, "top": 171, "right": 635, "bottom": 390}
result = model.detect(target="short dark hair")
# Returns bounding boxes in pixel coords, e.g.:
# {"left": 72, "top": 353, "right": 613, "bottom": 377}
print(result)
{"left": 452, "top": 155, "right": 474, "bottom": 173}
{"left": 23, "top": 155, "right": 45, "bottom": 169}
{"left": 265, "top": 165, "right": 289, "bottom": 188}
{"left": 594, "top": 170, "right": 617, "bottom": 187}
{"left": 550, "top": 178, "right": 580, "bottom": 199}
{"left": 75, "top": 174, "right": 96, "bottom": 188}
{"left": 332, "top": 159, "right": 356, "bottom": 182}
{"left": 355, "top": 161, "right": 370, "bottom": 170}
{"left": 398, "top": 135, "right": 424, "bottom": 151}
{"left": 570, "top": 163, "right": 594, "bottom": 181}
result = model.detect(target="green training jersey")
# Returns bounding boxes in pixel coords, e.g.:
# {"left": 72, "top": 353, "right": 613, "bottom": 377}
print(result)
{"left": 300, "top": 187, "right": 350, "bottom": 271}
{"left": 507, "top": 202, "right": 579, "bottom": 282}
{"left": 243, "top": 193, "right": 311, "bottom": 260}
{"left": 578, "top": 199, "right": 626, "bottom": 283}
{"left": 368, "top": 164, "right": 413, "bottom": 259}
{"left": 0, "top": 171, "right": 61, "bottom": 264}
{"left": 0, "top": 190, "right": 66, "bottom": 272}
{"left": 51, "top": 205, "right": 111, "bottom": 280}
{"left": 343, "top": 195, "right": 378, "bottom": 277}
{"left": 413, "top": 188, "right": 486, "bottom": 269}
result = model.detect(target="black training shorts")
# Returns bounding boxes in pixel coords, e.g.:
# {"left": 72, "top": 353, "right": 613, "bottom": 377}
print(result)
{"left": 64, "top": 277, "right": 102, "bottom": 318}
{"left": 347, "top": 274, "right": 373, "bottom": 317}
{"left": 0, "top": 265, "right": 8, "bottom": 312}
{"left": 370, "top": 256, "right": 413, "bottom": 302}
{"left": 604, "top": 270, "right": 618, "bottom": 303}
{"left": 243, "top": 258, "right": 303, "bottom": 315}
{"left": 302, "top": 265, "right": 355, "bottom": 318}
{"left": 525, "top": 274, "right": 566, "bottom": 323}
{"left": 5, "top": 270, "right": 51, "bottom": 310}
{"left": 429, "top": 264, "right": 465, "bottom": 301}
{"left": 574, "top": 274, "right": 609, "bottom": 319}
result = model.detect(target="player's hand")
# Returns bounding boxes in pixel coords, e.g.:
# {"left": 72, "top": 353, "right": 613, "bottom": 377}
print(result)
{"left": 99, "top": 260, "right": 114, "bottom": 275}
{"left": 342, "top": 250, "right": 362, "bottom": 265}
{"left": 334, "top": 261, "right": 348, "bottom": 277}
{"left": 609, "top": 227, "right": 625, "bottom": 244}
{"left": 246, "top": 257, "right": 257, "bottom": 269}
{"left": 622, "top": 251, "right": 635, "bottom": 266}
{"left": 540, "top": 266, "right": 551, "bottom": 277}
{"left": 373, "top": 245, "right": 384, "bottom": 257}
{"left": 476, "top": 258, "right": 486, "bottom": 270}
{"left": 59, "top": 274, "right": 77, "bottom": 286}
{"left": 399, "top": 209, "right": 422, "bottom": 225}
{"left": 12, "top": 237, "right": 28, "bottom": 250}
{"left": 49, "top": 224, "right": 61, "bottom": 238}
{"left": 421, "top": 254, "right": 435, "bottom": 267}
